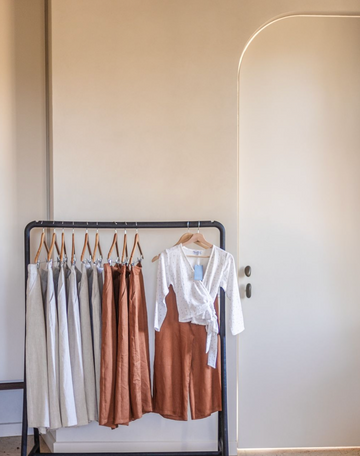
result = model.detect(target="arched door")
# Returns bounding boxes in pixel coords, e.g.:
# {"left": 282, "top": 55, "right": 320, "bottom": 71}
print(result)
{"left": 238, "top": 16, "right": 360, "bottom": 449}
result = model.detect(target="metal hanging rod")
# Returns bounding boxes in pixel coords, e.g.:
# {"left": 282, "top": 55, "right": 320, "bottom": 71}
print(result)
{"left": 26, "top": 220, "right": 224, "bottom": 231}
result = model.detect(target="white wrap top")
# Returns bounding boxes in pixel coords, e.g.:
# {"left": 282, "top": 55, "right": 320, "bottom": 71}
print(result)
{"left": 155, "top": 244, "right": 244, "bottom": 368}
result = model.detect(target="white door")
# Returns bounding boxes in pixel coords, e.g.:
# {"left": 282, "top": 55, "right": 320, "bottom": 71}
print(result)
{"left": 238, "top": 16, "right": 360, "bottom": 449}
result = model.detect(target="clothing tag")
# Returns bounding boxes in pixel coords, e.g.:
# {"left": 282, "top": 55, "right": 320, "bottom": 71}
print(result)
{"left": 194, "top": 264, "right": 203, "bottom": 281}
{"left": 192, "top": 250, "right": 202, "bottom": 256}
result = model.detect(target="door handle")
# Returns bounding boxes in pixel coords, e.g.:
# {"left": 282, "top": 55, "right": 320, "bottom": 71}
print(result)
{"left": 245, "top": 265, "right": 251, "bottom": 277}
{"left": 246, "top": 283, "right": 252, "bottom": 298}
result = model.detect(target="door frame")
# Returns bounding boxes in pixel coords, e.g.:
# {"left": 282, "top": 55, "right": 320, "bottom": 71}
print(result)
{"left": 236, "top": 13, "right": 360, "bottom": 452}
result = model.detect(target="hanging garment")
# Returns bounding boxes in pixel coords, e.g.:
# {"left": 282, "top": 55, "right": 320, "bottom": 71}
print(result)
{"left": 26, "top": 264, "right": 50, "bottom": 430}
{"left": 45, "top": 260, "right": 62, "bottom": 429}
{"left": 114, "top": 264, "right": 131, "bottom": 426}
{"left": 79, "top": 261, "right": 97, "bottom": 422}
{"left": 91, "top": 261, "right": 103, "bottom": 411}
{"left": 128, "top": 262, "right": 152, "bottom": 420}
{"left": 68, "top": 264, "right": 89, "bottom": 426}
{"left": 99, "top": 263, "right": 120, "bottom": 428}
{"left": 57, "top": 262, "right": 77, "bottom": 427}
{"left": 155, "top": 244, "right": 244, "bottom": 368}
{"left": 153, "top": 286, "right": 221, "bottom": 420}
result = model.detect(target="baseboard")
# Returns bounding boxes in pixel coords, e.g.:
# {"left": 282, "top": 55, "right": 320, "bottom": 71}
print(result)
{"left": 0, "top": 422, "right": 33, "bottom": 437}
{"left": 50, "top": 439, "right": 219, "bottom": 453}
{"left": 238, "top": 447, "right": 360, "bottom": 456}
{"left": 42, "top": 430, "right": 56, "bottom": 452}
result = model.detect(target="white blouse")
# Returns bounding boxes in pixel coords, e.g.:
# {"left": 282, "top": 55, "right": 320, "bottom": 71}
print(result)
{"left": 155, "top": 244, "right": 244, "bottom": 368}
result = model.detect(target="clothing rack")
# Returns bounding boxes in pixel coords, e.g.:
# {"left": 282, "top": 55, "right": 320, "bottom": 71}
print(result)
{"left": 22, "top": 220, "right": 228, "bottom": 456}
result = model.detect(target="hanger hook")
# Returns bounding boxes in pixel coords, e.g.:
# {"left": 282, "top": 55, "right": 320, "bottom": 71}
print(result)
{"left": 96, "top": 221, "right": 99, "bottom": 234}
{"left": 114, "top": 221, "right": 117, "bottom": 234}
{"left": 135, "top": 222, "right": 138, "bottom": 234}
{"left": 197, "top": 221, "right": 200, "bottom": 233}
{"left": 187, "top": 221, "right": 190, "bottom": 232}
{"left": 124, "top": 222, "right": 127, "bottom": 234}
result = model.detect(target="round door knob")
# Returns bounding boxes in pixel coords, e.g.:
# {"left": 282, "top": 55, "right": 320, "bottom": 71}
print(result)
{"left": 245, "top": 265, "right": 252, "bottom": 277}
{"left": 246, "top": 283, "right": 252, "bottom": 298}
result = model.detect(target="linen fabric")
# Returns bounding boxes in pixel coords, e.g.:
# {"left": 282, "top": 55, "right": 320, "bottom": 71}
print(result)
{"left": 155, "top": 244, "right": 244, "bottom": 368}
{"left": 45, "top": 261, "right": 62, "bottom": 429}
{"left": 128, "top": 263, "right": 152, "bottom": 420}
{"left": 26, "top": 264, "right": 50, "bottom": 429}
{"left": 153, "top": 285, "right": 221, "bottom": 420}
{"left": 99, "top": 263, "right": 119, "bottom": 428}
{"left": 79, "top": 262, "right": 97, "bottom": 421}
{"left": 114, "top": 264, "right": 131, "bottom": 425}
{"left": 68, "top": 264, "right": 89, "bottom": 426}
{"left": 57, "top": 263, "right": 77, "bottom": 427}
{"left": 91, "top": 262, "right": 103, "bottom": 410}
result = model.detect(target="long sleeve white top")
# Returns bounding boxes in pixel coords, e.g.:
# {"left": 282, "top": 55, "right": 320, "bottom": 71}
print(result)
{"left": 155, "top": 244, "right": 244, "bottom": 368}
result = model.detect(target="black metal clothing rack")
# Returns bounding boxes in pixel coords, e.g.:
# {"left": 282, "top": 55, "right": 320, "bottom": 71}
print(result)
{"left": 22, "top": 220, "right": 228, "bottom": 456}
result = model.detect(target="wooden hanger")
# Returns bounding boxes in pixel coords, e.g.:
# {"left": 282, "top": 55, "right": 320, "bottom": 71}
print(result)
{"left": 107, "top": 230, "right": 120, "bottom": 261}
{"left": 128, "top": 227, "right": 144, "bottom": 265}
{"left": 91, "top": 229, "right": 103, "bottom": 262}
{"left": 47, "top": 230, "right": 57, "bottom": 262}
{"left": 181, "top": 223, "right": 213, "bottom": 258}
{"left": 44, "top": 239, "right": 49, "bottom": 255}
{"left": 92, "top": 231, "right": 99, "bottom": 262}
{"left": 54, "top": 237, "right": 65, "bottom": 258}
{"left": 60, "top": 231, "right": 66, "bottom": 262}
{"left": 80, "top": 230, "right": 92, "bottom": 262}
{"left": 71, "top": 230, "right": 75, "bottom": 264}
{"left": 121, "top": 229, "right": 128, "bottom": 263}
{"left": 151, "top": 231, "right": 210, "bottom": 262}
{"left": 34, "top": 230, "right": 45, "bottom": 263}
{"left": 98, "top": 240, "right": 103, "bottom": 259}
{"left": 115, "top": 235, "right": 120, "bottom": 259}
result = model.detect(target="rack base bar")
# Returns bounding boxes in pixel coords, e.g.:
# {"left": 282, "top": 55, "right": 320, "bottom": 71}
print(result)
{"left": 29, "top": 452, "right": 221, "bottom": 456}
{"left": 22, "top": 220, "right": 227, "bottom": 456}
{"left": 28, "top": 442, "right": 40, "bottom": 456}
{"left": 0, "top": 381, "right": 24, "bottom": 390}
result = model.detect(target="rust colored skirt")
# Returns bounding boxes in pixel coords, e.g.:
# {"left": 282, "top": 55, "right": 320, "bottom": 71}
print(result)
{"left": 152, "top": 286, "right": 221, "bottom": 421}
{"left": 114, "top": 264, "right": 131, "bottom": 425}
{"left": 128, "top": 263, "right": 153, "bottom": 419}
{"left": 99, "top": 264, "right": 120, "bottom": 428}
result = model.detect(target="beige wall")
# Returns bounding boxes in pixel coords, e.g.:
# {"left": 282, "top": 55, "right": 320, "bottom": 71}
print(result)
{"left": 49, "top": 0, "right": 360, "bottom": 453}
{"left": 0, "top": 0, "right": 46, "bottom": 435}
{"left": 1, "top": 0, "right": 360, "bottom": 446}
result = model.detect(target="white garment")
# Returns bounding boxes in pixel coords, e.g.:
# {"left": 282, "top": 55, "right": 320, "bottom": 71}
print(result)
{"left": 57, "top": 263, "right": 77, "bottom": 427}
{"left": 45, "top": 261, "right": 62, "bottom": 429}
{"left": 68, "top": 264, "right": 89, "bottom": 425}
{"left": 79, "top": 262, "right": 97, "bottom": 421}
{"left": 26, "top": 264, "right": 50, "bottom": 429}
{"left": 91, "top": 262, "right": 103, "bottom": 410}
{"left": 155, "top": 244, "right": 244, "bottom": 368}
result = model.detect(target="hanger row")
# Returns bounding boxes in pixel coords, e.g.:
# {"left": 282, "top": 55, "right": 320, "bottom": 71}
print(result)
{"left": 33, "top": 221, "right": 214, "bottom": 264}
{"left": 34, "top": 224, "right": 142, "bottom": 266}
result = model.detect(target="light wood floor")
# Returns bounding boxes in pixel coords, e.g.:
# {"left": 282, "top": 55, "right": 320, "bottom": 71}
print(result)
{"left": 0, "top": 435, "right": 50, "bottom": 455}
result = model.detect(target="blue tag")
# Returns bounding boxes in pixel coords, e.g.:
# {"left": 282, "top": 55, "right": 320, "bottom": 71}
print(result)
{"left": 194, "top": 264, "right": 203, "bottom": 281}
